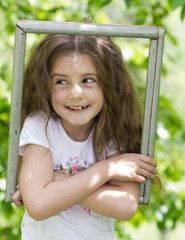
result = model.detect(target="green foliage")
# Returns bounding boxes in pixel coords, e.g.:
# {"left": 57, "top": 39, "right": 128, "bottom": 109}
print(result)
{"left": 124, "top": 0, "right": 133, "bottom": 8}
{"left": 88, "top": 0, "right": 112, "bottom": 8}
{"left": 115, "top": 220, "right": 133, "bottom": 240}
{"left": 171, "top": 0, "right": 185, "bottom": 10}
{"left": 171, "top": 0, "right": 185, "bottom": 19}
{"left": 0, "top": 0, "right": 185, "bottom": 239}
{"left": 181, "top": 5, "right": 185, "bottom": 19}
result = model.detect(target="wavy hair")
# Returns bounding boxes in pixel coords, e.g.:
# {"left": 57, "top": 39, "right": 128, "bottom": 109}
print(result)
{"left": 22, "top": 34, "right": 143, "bottom": 160}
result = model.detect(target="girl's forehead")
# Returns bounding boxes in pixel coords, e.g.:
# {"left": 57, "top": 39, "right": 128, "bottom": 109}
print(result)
{"left": 55, "top": 52, "right": 92, "bottom": 62}
{"left": 51, "top": 53, "right": 97, "bottom": 74}
{"left": 52, "top": 53, "right": 96, "bottom": 69}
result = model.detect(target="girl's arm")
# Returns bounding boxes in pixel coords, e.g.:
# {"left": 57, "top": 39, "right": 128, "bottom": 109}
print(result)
{"left": 53, "top": 153, "right": 156, "bottom": 221}
{"left": 54, "top": 172, "right": 140, "bottom": 221}
{"left": 79, "top": 181, "right": 140, "bottom": 221}
{"left": 13, "top": 175, "right": 139, "bottom": 221}
{"left": 78, "top": 153, "right": 140, "bottom": 221}
{"left": 19, "top": 144, "right": 112, "bottom": 221}
{"left": 19, "top": 145, "right": 157, "bottom": 221}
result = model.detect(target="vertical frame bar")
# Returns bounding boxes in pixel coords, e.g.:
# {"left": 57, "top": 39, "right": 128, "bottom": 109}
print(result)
{"left": 148, "top": 28, "right": 165, "bottom": 157}
{"left": 5, "top": 26, "right": 26, "bottom": 202}
{"left": 140, "top": 28, "right": 165, "bottom": 204}
{"left": 139, "top": 39, "right": 158, "bottom": 203}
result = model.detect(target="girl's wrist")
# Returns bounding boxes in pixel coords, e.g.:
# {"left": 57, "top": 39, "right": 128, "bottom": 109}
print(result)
{"left": 102, "top": 158, "right": 115, "bottom": 182}
{"left": 107, "top": 159, "right": 115, "bottom": 181}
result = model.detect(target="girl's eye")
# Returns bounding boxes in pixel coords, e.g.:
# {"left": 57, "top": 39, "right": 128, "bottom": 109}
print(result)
{"left": 56, "top": 79, "right": 68, "bottom": 85}
{"left": 82, "top": 78, "right": 95, "bottom": 84}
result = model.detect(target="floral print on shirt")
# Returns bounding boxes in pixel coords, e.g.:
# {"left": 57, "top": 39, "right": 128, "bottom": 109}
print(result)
{"left": 56, "top": 154, "right": 92, "bottom": 218}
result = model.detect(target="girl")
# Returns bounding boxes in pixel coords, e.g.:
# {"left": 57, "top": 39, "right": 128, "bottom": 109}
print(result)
{"left": 13, "top": 34, "right": 157, "bottom": 240}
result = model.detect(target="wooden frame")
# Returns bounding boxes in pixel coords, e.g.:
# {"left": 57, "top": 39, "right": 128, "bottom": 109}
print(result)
{"left": 6, "top": 20, "right": 165, "bottom": 204}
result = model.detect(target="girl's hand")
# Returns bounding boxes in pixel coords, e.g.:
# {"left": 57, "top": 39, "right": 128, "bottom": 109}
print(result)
{"left": 12, "top": 185, "right": 24, "bottom": 207}
{"left": 108, "top": 153, "right": 157, "bottom": 183}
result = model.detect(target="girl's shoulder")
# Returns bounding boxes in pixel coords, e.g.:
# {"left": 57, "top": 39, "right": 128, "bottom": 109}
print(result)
{"left": 24, "top": 111, "right": 58, "bottom": 128}
{"left": 26, "top": 111, "right": 48, "bottom": 123}
{"left": 20, "top": 111, "right": 60, "bottom": 152}
{"left": 22, "top": 111, "right": 61, "bottom": 138}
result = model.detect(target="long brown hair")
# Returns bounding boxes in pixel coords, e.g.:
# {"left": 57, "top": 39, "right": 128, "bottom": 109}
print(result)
{"left": 22, "top": 34, "right": 142, "bottom": 160}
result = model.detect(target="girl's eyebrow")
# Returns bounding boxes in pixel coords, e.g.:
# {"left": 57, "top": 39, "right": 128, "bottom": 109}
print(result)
{"left": 51, "top": 73, "right": 67, "bottom": 78}
{"left": 83, "top": 73, "right": 98, "bottom": 77}
{"left": 51, "top": 73, "right": 98, "bottom": 78}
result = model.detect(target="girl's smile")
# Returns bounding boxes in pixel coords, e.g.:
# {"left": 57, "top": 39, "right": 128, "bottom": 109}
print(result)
{"left": 50, "top": 53, "right": 104, "bottom": 140}
{"left": 65, "top": 105, "right": 89, "bottom": 111}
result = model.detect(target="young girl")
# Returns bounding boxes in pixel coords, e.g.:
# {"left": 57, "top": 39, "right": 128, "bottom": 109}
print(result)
{"left": 13, "top": 34, "right": 157, "bottom": 240}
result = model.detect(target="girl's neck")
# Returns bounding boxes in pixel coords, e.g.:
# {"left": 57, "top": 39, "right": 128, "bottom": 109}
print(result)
{"left": 61, "top": 119, "right": 94, "bottom": 142}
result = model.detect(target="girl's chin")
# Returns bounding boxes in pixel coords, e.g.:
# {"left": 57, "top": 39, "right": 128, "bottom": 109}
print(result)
{"left": 61, "top": 118, "right": 94, "bottom": 128}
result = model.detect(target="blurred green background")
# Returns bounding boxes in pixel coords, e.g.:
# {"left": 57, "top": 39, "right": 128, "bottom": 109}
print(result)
{"left": 0, "top": 0, "right": 185, "bottom": 239}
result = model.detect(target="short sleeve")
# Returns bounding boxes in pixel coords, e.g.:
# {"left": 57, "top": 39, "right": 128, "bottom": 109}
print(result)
{"left": 19, "top": 112, "right": 50, "bottom": 156}
{"left": 106, "top": 143, "right": 118, "bottom": 158}
{"left": 99, "top": 140, "right": 118, "bottom": 160}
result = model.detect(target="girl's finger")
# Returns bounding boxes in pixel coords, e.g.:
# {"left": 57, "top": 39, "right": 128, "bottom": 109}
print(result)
{"left": 138, "top": 155, "right": 157, "bottom": 167}
{"left": 138, "top": 161, "right": 158, "bottom": 174}
{"left": 133, "top": 175, "right": 146, "bottom": 184}
{"left": 138, "top": 168, "right": 156, "bottom": 180}
{"left": 12, "top": 190, "right": 24, "bottom": 207}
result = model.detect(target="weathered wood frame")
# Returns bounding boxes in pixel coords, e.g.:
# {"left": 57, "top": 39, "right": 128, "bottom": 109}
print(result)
{"left": 6, "top": 20, "right": 165, "bottom": 204}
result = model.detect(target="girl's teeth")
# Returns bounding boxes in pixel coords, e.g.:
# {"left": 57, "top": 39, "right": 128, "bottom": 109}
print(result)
{"left": 69, "top": 106, "right": 87, "bottom": 110}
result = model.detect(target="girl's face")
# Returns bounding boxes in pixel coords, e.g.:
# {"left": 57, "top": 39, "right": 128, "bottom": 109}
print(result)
{"left": 50, "top": 53, "right": 104, "bottom": 139}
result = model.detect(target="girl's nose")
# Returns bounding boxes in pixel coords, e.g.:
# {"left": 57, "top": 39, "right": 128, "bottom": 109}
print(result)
{"left": 69, "top": 84, "right": 83, "bottom": 99}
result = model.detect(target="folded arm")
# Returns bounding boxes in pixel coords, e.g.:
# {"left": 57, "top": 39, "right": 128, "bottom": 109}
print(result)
{"left": 19, "top": 144, "right": 111, "bottom": 221}
{"left": 17, "top": 144, "right": 157, "bottom": 221}
{"left": 53, "top": 169, "right": 139, "bottom": 220}
{"left": 79, "top": 180, "right": 139, "bottom": 221}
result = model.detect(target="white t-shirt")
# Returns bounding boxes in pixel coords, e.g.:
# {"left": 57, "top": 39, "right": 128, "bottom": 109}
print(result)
{"left": 19, "top": 112, "right": 117, "bottom": 240}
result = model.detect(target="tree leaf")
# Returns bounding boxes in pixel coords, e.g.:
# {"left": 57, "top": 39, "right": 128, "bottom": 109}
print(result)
{"left": 171, "top": 0, "right": 185, "bottom": 9}
{"left": 124, "top": 0, "right": 132, "bottom": 8}
{"left": 181, "top": 5, "right": 185, "bottom": 19}
{"left": 88, "top": 0, "right": 112, "bottom": 8}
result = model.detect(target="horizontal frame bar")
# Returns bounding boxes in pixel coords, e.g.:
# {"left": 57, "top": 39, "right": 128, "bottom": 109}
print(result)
{"left": 16, "top": 20, "right": 161, "bottom": 39}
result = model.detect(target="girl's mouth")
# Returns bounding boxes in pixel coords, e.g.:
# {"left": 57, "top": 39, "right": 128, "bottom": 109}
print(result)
{"left": 66, "top": 105, "right": 89, "bottom": 111}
